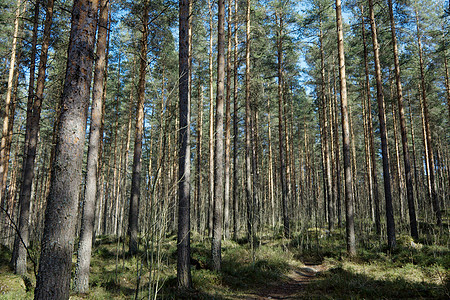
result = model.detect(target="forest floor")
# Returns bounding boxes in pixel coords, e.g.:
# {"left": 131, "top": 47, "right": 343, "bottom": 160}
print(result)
{"left": 236, "top": 264, "right": 328, "bottom": 299}
{"left": 0, "top": 227, "right": 449, "bottom": 299}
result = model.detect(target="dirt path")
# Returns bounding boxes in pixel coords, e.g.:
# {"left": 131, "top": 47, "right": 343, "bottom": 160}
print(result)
{"left": 241, "top": 264, "right": 328, "bottom": 299}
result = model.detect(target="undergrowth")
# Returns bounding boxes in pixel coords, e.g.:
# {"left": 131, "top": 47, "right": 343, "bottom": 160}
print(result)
{"left": 0, "top": 226, "right": 448, "bottom": 299}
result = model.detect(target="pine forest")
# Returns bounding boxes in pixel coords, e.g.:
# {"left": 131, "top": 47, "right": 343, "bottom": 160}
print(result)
{"left": 0, "top": 0, "right": 449, "bottom": 298}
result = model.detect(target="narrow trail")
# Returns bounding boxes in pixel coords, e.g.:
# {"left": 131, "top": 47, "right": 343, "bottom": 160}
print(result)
{"left": 241, "top": 264, "right": 328, "bottom": 300}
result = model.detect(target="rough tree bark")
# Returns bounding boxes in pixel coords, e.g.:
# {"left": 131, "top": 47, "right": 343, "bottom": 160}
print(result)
{"left": 0, "top": 0, "right": 24, "bottom": 204}
{"left": 360, "top": 5, "right": 381, "bottom": 234}
{"left": 212, "top": 0, "right": 225, "bottom": 271}
{"left": 245, "top": 0, "right": 254, "bottom": 240}
{"left": 415, "top": 9, "right": 441, "bottom": 226}
{"left": 276, "top": 11, "right": 289, "bottom": 238}
{"left": 9, "top": 0, "right": 37, "bottom": 274}
{"left": 335, "top": 0, "right": 356, "bottom": 256}
{"left": 232, "top": 0, "right": 239, "bottom": 240}
{"left": 177, "top": 0, "right": 192, "bottom": 288}
{"left": 129, "top": 0, "right": 150, "bottom": 255}
{"left": 34, "top": 0, "right": 99, "bottom": 298}
{"left": 368, "top": 0, "right": 396, "bottom": 250}
{"left": 73, "top": 0, "right": 108, "bottom": 292}
{"left": 224, "top": 0, "right": 232, "bottom": 240}
{"left": 208, "top": 0, "right": 215, "bottom": 238}
{"left": 388, "top": 0, "right": 418, "bottom": 239}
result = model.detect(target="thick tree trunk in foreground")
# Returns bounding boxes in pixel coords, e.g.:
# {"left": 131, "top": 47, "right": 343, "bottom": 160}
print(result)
{"left": 335, "top": 0, "right": 356, "bottom": 256}
{"left": 74, "top": 0, "right": 108, "bottom": 293}
{"left": 177, "top": 0, "right": 192, "bottom": 289}
{"left": 34, "top": 0, "right": 99, "bottom": 298}
{"left": 368, "top": 0, "right": 396, "bottom": 250}
{"left": 129, "top": 0, "right": 149, "bottom": 255}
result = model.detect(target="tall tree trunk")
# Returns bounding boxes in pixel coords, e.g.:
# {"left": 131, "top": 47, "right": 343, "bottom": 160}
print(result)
{"left": 196, "top": 85, "right": 203, "bottom": 233}
{"left": 361, "top": 76, "right": 374, "bottom": 223}
{"left": 361, "top": 5, "right": 381, "bottom": 234}
{"left": 223, "top": 0, "right": 232, "bottom": 240}
{"left": 9, "top": 0, "right": 37, "bottom": 272}
{"left": 73, "top": 0, "right": 108, "bottom": 292}
{"left": 368, "top": 0, "right": 396, "bottom": 250}
{"left": 34, "top": 0, "right": 99, "bottom": 298}
{"left": 245, "top": 0, "right": 253, "bottom": 240}
{"left": 129, "top": 0, "right": 149, "bottom": 255}
{"left": 177, "top": 0, "right": 192, "bottom": 288}
{"left": 0, "top": 0, "right": 24, "bottom": 202}
{"left": 232, "top": 0, "right": 239, "bottom": 240}
{"left": 276, "top": 12, "right": 289, "bottom": 238}
{"left": 267, "top": 90, "right": 275, "bottom": 228}
{"left": 388, "top": 0, "right": 418, "bottom": 239}
{"left": 443, "top": 40, "right": 450, "bottom": 121}
{"left": 208, "top": 0, "right": 215, "bottom": 238}
{"left": 328, "top": 73, "right": 337, "bottom": 229}
{"left": 415, "top": 9, "right": 441, "bottom": 226}
{"left": 391, "top": 99, "right": 406, "bottom": 220}
{"left": 12, "top": 0, "right": 55, "bottom": 276}
{"left": 320, "top": 28, "right": 333, "bottom": 231}
{"left": 407, "top": 95, "right": 420, "bottom": 218}
{"left": 252, "top": 105, "right": 260, "bottom": 232}
{"left": 112, "top": 58, "right": 121, "bottom": 235}
{"left": 331, "top": 62, "right": 342, "bottom": 227}
{"left": 212, "top": 0, "right": 225, "bottom": 271}
{"left": 335, "top": 0, "right": 356, "bottom": 256}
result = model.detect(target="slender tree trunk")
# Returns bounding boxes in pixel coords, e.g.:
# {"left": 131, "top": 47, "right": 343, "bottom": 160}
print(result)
{"left": 320, "top": 28, "right": 333, "bottom": 231}
{"left": 391, "top": 100, "right": 406, "bottom": 220}
{"left": 73, "top": 0, "right": 108, "bottom": 292}
{"left": 407, "top": 95, "right": 420, "bottom": 217}
{"left": 267, "top": 91, "right": 275, "bottom": 228}
{"left": 415, "top": 9, "right": 441, "bottom": 226}
{"left": 196, "top": 84, "right": 203, "bottom": 233}
{"left": 177, "top": 0, "right": 192, "bottom": 288}
{"left": 388, "top": 0, "right": 418, "bottom": 238}
{"left": 276, "top": 12, "right": 289, "bottom": 238}
{"left": 362, "top": 77, "right": 374, "bottom": 223}
{"left": 232, "top": 0, "right": 239, "bottom": 240}
{"left": 0, "top": 0, "right": 23, "bottom": 202}
{"left": 361, "top": 5, "right": 381, "bottom": 234}
{"left": 245, "top": 0, "right": 253, "bottom": 240}
{"left": 9, "top": 0, "right": 37, "bottom": 273}
{"left": 208, "top": 0, "right": 215, "bottom": 238}
{"left": 252, "top": 104, "right": 260, "bottom": 232}
{"left": 129, "top": 0, "right": 149, "bottom": 255}
{"left": 335, "top": 0, "right": 356, "bottom": 256}
{"left": 443, "top": 39, "right": 450, "bottom": 121}
{"left": 328, "top": 73, "right": 337, "bottom": 229}
{"left": 331, "top": 63, "right": 342, "bottom": 227}
{"left": 112, "top": 58, "right": 121, "bottom": 235}
{"left": 368, "top": 0, "right": 396, "bottom": 250}
{"left": 34, "top": 0, "right": 99, "bottom": 298}
{"left": 319, "top": 103, "right": 329, "bottom": 228}
{"left": 14, "top": 0, "right": 55, "bottom": 275}
{"left": 223, "top": 0, "right": 232, "bottom": 240}
{"left": 212, "top": 0, "right": 225, "bottom": 271}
